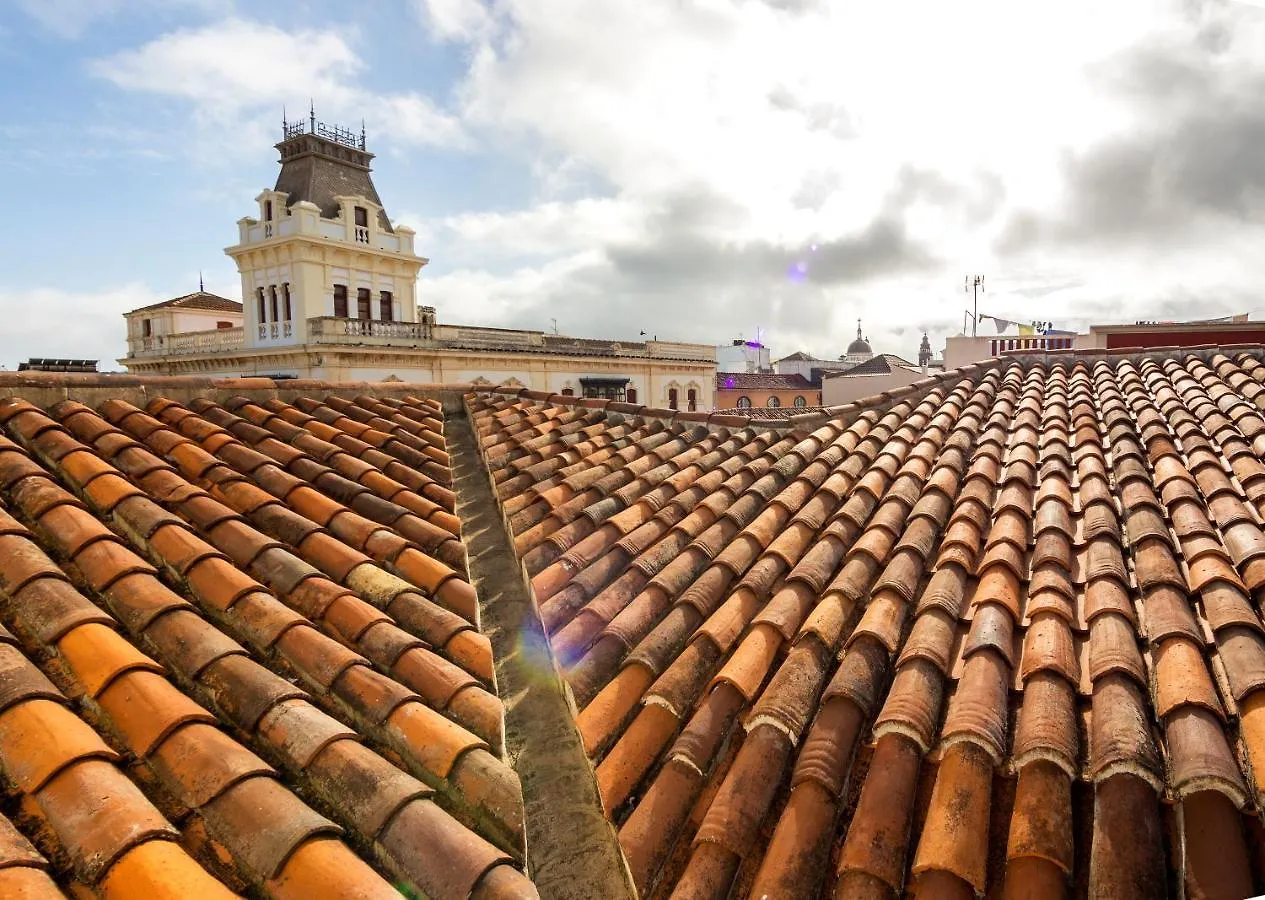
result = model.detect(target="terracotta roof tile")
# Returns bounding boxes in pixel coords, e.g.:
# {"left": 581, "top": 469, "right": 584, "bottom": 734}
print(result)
{"left": 9, "top": 349, "right": 1265, "bottom": 894}
{"left": 0, "top": 391, "right": 539, "bottom": 898}
{"left": 463, "top": 347, "right": 1265, "bottom": 897}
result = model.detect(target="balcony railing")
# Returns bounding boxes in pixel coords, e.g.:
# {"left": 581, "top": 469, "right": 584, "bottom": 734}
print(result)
{"left": 308, "top": 316, "right": 431, "bottom": 343}
{"left": 256, "top": 322, "right": 294, "bottom": 341}
{"left": 128, "top": 326, "right": 244, "bottom": 358}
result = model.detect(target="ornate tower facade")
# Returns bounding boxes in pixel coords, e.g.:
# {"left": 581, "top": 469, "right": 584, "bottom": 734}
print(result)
{"left": 225, "top": 109, "right": 427, "bottom": 349}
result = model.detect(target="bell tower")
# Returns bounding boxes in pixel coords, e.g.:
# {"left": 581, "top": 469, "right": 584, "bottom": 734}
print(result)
{"left": 225, "top": 107, "right": 428, "bottom": 349}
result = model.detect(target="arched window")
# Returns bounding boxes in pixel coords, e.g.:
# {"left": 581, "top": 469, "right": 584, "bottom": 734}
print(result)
{"left": 668, "top": 388, "right": 679, "bottom": 410}
{"left": 794, "top": 396, "right": 807, "bottom": 408}
{"left": 687, "top": 388, "right": 697, "bottom": 411}
{"left": 626, "top": 388, "right": 637, "bottom": 403}
{"left": 257, "top": 288, "right": 267, "bottom": 322}
{"left": 282, "top": 283, "right": 292, "bottom": 321}
{"left": 766, "top": 396, "right": 781, "bottom": 408}
{"left": 736, "top": 396, "right": 751, "bottom": 408}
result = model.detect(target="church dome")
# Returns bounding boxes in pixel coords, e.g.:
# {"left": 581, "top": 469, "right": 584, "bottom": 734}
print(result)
{"left": 844, "top": 319, "right": 874, "bottom": 364}
{"left": 846, "top": 336, "right": 872, "bottom": 356}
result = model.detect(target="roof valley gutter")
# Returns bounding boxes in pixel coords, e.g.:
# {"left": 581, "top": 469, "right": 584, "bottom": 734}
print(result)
{"left": 447, "top": 406, "right": 637, "bottom": 899}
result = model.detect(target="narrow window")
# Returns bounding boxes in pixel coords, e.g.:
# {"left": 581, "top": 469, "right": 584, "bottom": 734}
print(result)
{"left": 766, "top": 396, "right": 781, "bottom": 408}
{"left": 269, "top": 286, "right": 279, "bottom": 323}
{"left": 265, "top": 199, "right": 273, "bottom": 221}
{"left": 668, "top": 388, "right": 679, "bottom": 410}
{"left": 379, "top": 290, "right": 394, "bottom": 322}
{"left": 283, "top": 283, "right": 292, "bottom": 321}
{"left": 687, "top": 388, "right": 697, "bottom": 412}
{"left": 354, "top": 206, "right": 368, "bottom": 227}
{"left": 142, "top": 318, "right": 152, "bottom": 337}
{"left": 257, "top": 287, "right": 267, "bottom": 322}
{"left": 736, "top": 396, "right": 751, "bottom": 408}
{"left": 626, "top": 388, "right": 637, "bottom": 403}
{"left": 794, "top": 395, "right": 807, "bottom": 408}
{"left": 357, "top": 288, "right": 372, "bottom": 320}
{"left": 333, "top": 285, "right": 348, "bottom": 318}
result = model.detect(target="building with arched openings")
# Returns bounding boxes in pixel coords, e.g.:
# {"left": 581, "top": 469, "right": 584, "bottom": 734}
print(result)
{"left": 121, "top": 112, "right": 715, "bottom": 407}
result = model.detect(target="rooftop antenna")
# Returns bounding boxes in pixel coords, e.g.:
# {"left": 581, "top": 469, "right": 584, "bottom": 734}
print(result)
{"left": 965, "top": 274, "right": 985, "bottom": 336}
{"left": 551, "top": 318, "right": 558, "bottom": 335}
{"left": 361, "top": 118, "right": 366, "bottom": 150}
{"left": 309, "top": 99, "right": 316, "bottom": 133}
{"left": 199, "top": 271, "right": 204, "bottom": 292}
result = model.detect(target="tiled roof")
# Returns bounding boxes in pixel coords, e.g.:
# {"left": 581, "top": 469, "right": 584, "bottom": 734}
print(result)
{"left": 127, "top": 292, "right": 244, "bottom": 314}
{"left": 715, "top": 405, "right": 829, "bottom": 419}
{"left": 468, "top": 348, "right": 1265, "bottom": 899}
{"left": 715, "top": 372, "right": 816, "bottom": 391}
{"left": 0, "top": 389, "right": 538, "bottom": 899}
{"left": 826, "top": 353, "right": 919, "bottom": 377}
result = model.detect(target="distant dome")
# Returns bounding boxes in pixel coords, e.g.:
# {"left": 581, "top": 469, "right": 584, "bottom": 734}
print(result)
{"left": 844, "top": 319, "right": 874, "bottom": 364}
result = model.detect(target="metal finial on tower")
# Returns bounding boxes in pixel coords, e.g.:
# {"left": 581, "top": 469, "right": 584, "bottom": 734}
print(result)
{"left": 199, "top": 271, "right": 204, "bottom": 292}
{"left": 361, "top": 119, "right": 366, "bottom": 150}
{"left": 310, "top": 99, "right": 316, "bottom": 133}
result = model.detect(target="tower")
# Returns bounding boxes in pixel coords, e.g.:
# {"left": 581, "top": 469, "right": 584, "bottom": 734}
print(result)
{"left": 225, "top": 109, "right": 428, "bottom": 349}
{"left": 918, "top": 331, "right": 932, "bottom": 369}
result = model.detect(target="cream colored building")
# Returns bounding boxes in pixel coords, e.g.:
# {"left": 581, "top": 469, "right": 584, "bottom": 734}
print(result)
{"left": 821, "top": 354, "right": 927, "bottom": 404}
{"left": 121, "top": 114, "right": 716, "bottom": 409}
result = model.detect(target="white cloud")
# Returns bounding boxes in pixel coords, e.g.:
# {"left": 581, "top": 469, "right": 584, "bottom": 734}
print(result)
{"left": 91, "top": 18, "right": 466, "bottom": 160}
{"left": 0, "top": 284, "right": 166, "bottom": 371}
{"left": 415, "top": 0, "right": 497, "bottom": 42}
{"left": 400, "top": 0, "right": 1265, "bottom": 361}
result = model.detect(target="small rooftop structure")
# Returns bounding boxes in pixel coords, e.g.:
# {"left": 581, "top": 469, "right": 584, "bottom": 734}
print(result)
{"left": 16, "top": 358, "right": 99, "bottom": 373}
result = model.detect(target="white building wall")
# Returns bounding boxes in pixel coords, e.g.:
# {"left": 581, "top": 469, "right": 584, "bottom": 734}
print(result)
{"left": 716, "top": 343, "right": 771, "bottom": 373}
{"left": 822, "top": 367, "right": 925, "bottom": 405}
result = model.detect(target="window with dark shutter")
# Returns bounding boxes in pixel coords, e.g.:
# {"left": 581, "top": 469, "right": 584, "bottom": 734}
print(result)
{"left": 257, "top": 288, "right": 267, "bottom": 322}
{"left": 357, "top": 288, "right": 371, "bottom": 320}
{"left": 379, "top": 291, "right": 393, "bottom": 322}
{"left": 333, "top": 285, "right": 348, "bottom": 318}
{"left": 283, "top": 283, "right": 292, "bottom": 321}
{"left": 269, "top": 286, "right": 279, "bottom": 323}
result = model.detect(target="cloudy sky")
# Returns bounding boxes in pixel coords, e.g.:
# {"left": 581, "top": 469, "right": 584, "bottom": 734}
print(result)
{"left": 3, "top": 0, "right": 1265, "bottom": 369}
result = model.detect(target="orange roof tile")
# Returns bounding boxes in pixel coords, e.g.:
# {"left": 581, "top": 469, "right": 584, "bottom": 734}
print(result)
{"left": 466, "top": 346, "right": 1265, "bottom": 899}
{"left": 6, "top": 348, "right": 1265, "bottom": 896}
{"left": 0, "top": 391, "right": 537, "bottom": 899}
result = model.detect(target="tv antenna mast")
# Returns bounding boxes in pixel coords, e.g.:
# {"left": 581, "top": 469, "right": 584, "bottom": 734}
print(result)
{"left": 965, "top": 275, "right": 985, "bottom": 336}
